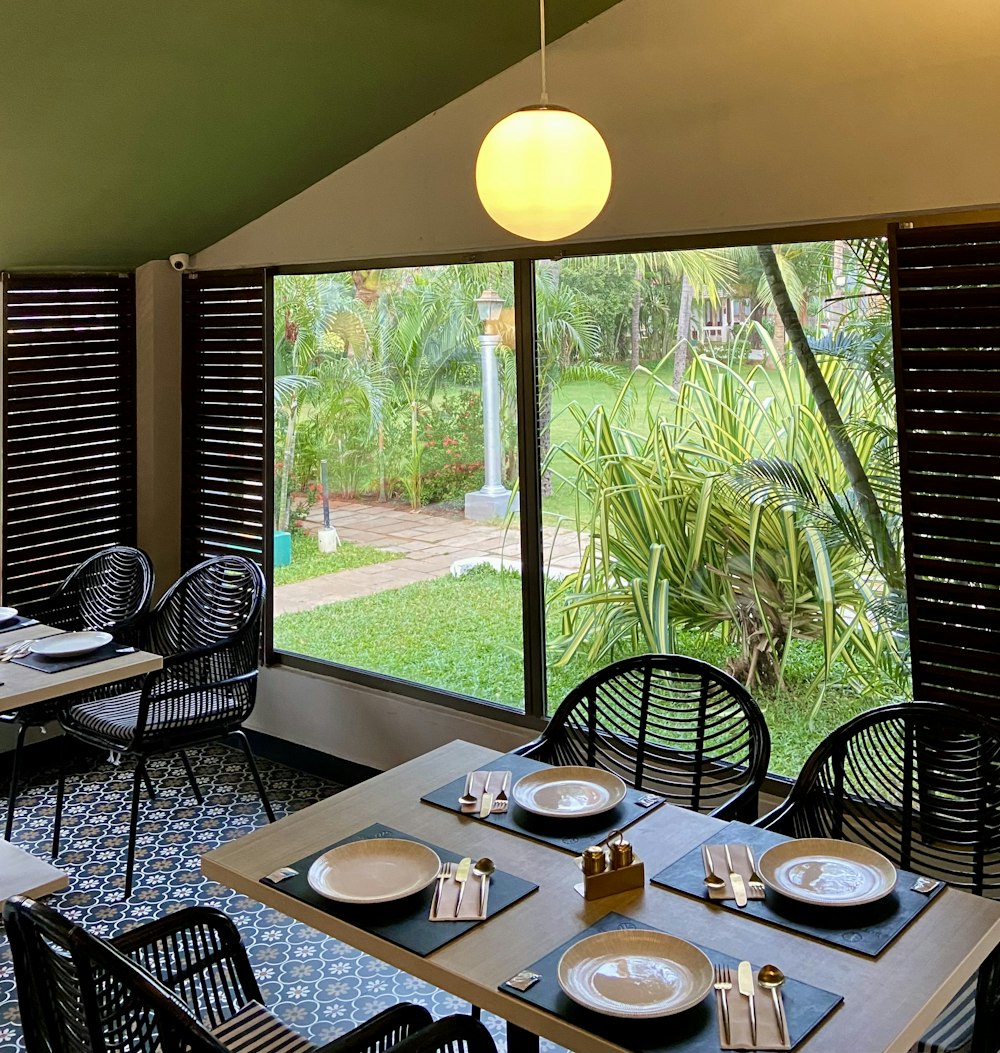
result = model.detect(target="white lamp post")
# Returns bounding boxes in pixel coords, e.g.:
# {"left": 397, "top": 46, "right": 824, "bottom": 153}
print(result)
{"left": 465, "top": 289, "right": 514, "bottom": 520}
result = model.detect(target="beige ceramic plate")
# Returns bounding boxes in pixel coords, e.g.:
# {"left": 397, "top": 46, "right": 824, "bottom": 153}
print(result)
{"left": 512, "top": 766, "right": 627, "bottom": 818}
{"left": 0, "top": 607, "right": 18, "bottom": 623}
{"left": 307, "top": 838, "right": 441, "bottom": 904}
{"left": 758, "top": 837, "right": 897, "bottom": 907}
{"left": 557, "top": 929, "right": 713, "bottom": 1018}
{"left": 29, "top": 631, "right": 113, "bottom": 658}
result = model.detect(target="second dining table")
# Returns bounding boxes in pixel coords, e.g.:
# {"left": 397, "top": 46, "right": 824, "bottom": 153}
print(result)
{"left": 201, "top": 739, "right": 1000, "bottom": 1053}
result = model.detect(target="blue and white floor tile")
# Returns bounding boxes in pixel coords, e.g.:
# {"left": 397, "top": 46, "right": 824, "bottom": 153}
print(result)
{"left": 0, "top": 745, "right": 550, "bottom": 1053}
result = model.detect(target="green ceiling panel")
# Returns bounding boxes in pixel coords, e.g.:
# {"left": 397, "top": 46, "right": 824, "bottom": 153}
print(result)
{"left": 0, "top": 1, "right": 622, "bottom": 270}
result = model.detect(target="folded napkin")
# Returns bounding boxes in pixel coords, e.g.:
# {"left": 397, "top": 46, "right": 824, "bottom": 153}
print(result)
{"left": 459, "top": 769, "right": 512, "bottom": 814}
{"left": 704, "top": 843, "right": 766, "bottom": 902}
{"left": 428, "top": 869, "right": 489, "bottom": 921}
{"left": 718, "top": 966, "right": 790, "bottom": 1051}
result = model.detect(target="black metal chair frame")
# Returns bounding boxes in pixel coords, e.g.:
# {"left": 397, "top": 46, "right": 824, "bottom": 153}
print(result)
{"left": 756, "top": 700, "right": 1000, "bottom": 1053}
{"left": 4, "top": 896, "right": 484, "bottom": 1053}
{"left": 515, "top": 654, "right": 770, "bottom": 821}
{"left": 53, "top": 555, "right": 273, "bottom": 898}
{"left": 1, "top": 544, "right": 155, "bottom": 841}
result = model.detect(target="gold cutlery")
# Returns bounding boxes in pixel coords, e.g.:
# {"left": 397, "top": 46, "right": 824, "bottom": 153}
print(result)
{"left": 758, "top": 963, "right": 787, "bottom": 1046}
{"left": 430, "top": 861, "right": 454, "bottom": 918}
{"left": 725, "top": 844, "right": 748, "bottom": 907}
{"left": 738, "top": 960, "right": 757, "bottom": 1046}
{"left": 458, "top": 771, "right": 477, "bottom": 809}
{"left": 746, "top": 845, "right": 766, "bottom": 899}
{"left": 473, "top": 856, "right": 495, "bottom": 916}
{"left": 479, "top": 772, "right": 494, "bottom": 818}
{"left": 0, "top": 641, "right": 32, "bottom": 662}
{"left": 453, "top": 856, "right": 472, "bottom": 917}
{"left": 713, "top": 964, "right": 732, "bottom": 1044}
{"left": 702, "top": 844, "right": 726, "bottom": 891}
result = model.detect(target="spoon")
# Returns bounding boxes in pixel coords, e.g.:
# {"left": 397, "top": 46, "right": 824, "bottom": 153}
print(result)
{"left": 458, "top": 770, "right": 477, "bottom": 809}
{"left": 702, "top": 844, "right": 726, "bottom": 891}
{"left": 472, "top": 857, "right": 496, "bottom": 916}
{"left": 757, "top": 963, "right": 787, "bottom": 1045}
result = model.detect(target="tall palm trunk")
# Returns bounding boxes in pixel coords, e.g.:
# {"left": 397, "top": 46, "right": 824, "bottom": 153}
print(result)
{"left": 757, "top": 245, "right": 903, "bottom": 589}
{"left": 277, "top": 397, "right": 299, "bottom": 532}
{"left": 630, "top": 261, "right": 642, "bottom": 371}
{"left": 539, "top": 381, "right": 553, "bottom": 497}
{"left": 673, "top": 274, "right": 695, "bottom": 392}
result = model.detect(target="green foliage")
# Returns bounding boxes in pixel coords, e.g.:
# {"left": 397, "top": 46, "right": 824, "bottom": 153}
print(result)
{"left": 274, "top": 532, "right": 401, "bottom": 587}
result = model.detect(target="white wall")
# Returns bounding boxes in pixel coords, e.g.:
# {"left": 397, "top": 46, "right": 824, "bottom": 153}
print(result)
{"left": 195, "top": 0, "right": 1000, "bottom": 769}
{"left": 194, "top": 0, "right": 1000, "bottom": 270}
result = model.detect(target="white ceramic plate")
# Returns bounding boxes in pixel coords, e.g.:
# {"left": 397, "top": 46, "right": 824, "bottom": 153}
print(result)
{"left": 758, "top": 837, "right": 897, "bottom": 907}
{"left": 29, "top": 631, "right": 113, "bottom": 659}
{"left": 0, "top": 607, "right": 18, "bottom": 624}
{"left": 558, "top": 929, "right": 713, "bottom": 1018}
{"left": 306, "top": 838, "right": 441, "bottom": 904}
{"left": 512, "top": 766, "right": 627, "bottom": 818}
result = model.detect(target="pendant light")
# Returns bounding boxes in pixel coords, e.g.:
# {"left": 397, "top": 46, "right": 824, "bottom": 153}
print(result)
{"left": 476, "top": 0, "right": 612, "bottom": 242}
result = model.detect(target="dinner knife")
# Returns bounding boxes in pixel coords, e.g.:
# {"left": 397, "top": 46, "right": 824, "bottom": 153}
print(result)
{"left": 453, "top": 856, "right": 472, "bottom": 917}
{"left": 737, "top": 960, "right": 757, "bottom": 1046}
{"left": 724, "top": 843, "right": 748, "bottom": 907}
{"left": 479, "top": 772, "right": 494, "bottom": 819}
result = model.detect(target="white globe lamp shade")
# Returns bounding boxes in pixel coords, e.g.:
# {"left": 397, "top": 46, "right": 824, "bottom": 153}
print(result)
{"left": 476, "top": 105, "right": 612, "bottom": 242}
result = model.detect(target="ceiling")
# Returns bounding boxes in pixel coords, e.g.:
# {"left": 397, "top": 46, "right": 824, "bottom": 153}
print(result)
{"left": 1, "top": 0, "right": 622, "bottom": 271}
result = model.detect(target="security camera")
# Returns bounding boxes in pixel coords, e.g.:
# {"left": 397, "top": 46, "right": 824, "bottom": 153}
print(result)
{"left": 169, "top": 253, "right": 191, "bottom": 272}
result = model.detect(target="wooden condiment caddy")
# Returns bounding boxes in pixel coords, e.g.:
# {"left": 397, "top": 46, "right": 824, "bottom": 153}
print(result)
{"left": 574, "top": 831, "right": 645, "bottom": 900}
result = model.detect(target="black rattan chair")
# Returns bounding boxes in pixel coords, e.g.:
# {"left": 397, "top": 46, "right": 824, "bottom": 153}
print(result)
{"left": 1, "top": 545, "right": 155, "bottom": 841}
{"left": 515, "top": 654, "right": 770, "bottom": 821}
{"left": 3, "top": 896, "right": 483, "bottom": 1053}
{"left": 757, "top": 701, "right": 1000, "bottom": 1053}
{"left": 54, "top": 555, "right": 272, "bottom": 898}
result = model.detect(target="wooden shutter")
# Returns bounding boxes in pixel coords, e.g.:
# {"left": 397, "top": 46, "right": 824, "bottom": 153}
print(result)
{"left": 1, "top": 273, "right": 137, "bottom": 608}
{"left": 181, "top": 270, "right": 268, "bottom": 570}
{"left": 890, "top": 222, "right": 1000, "bottom": 713}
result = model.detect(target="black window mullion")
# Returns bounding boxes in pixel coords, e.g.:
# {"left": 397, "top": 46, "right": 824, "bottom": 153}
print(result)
{"left": 181, "top": 269, "right": 266, "bottom": 571}
{"left": 2, "top": 272, "right": 137, "bottom": 608}
{"left": 513, "top": 258, "right": 547, "bottom": 720}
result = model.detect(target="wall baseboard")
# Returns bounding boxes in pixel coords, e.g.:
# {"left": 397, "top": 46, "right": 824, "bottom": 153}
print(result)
{"left": 242, "top": 729, "right": 380, "bottom": 787}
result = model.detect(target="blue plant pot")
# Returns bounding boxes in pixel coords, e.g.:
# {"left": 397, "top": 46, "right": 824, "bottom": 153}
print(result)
{"left": 273, "top": 531, "right": 292, "bottom": 567}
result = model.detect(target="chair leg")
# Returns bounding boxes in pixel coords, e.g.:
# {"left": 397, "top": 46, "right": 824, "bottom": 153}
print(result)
{"left": 52, "top": 738, "right": 67, "bottom": 859}
{"left": 179, "top": 750, "right": 204, "bottom": 804}
{"left": 232, "top": 730, "right": 275, "bottom": 822}
{"left": 124, "top": 760, "right": 145, "bottom": 900}
{"left": 141, "top": 762, "right": 156, "bottom": 801}
{"left": 5, "top": 721, "right": 28, "bottom": 841}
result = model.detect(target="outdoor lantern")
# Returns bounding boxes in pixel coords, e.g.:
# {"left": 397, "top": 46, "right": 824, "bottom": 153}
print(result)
{"left": 475, "top": 0, "right": 612, "bottom": 243}
{"left": 474, "top": 288, "right": 504, "bottom": 325}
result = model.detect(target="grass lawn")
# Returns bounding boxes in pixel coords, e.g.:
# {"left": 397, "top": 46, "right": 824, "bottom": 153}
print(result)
{"left": 273, "top": 565, "right": 881, "bottom": 777}
{"left": 274, "top": 532, "right": 401, "bottom": 587}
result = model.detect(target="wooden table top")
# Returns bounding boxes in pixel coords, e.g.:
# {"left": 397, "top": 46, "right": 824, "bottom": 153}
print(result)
{"left": 0, "top": 623, "right": 163, "bottom": 713}
{"left": 201, "top": 740, "right": 1000, "bottom": 1053}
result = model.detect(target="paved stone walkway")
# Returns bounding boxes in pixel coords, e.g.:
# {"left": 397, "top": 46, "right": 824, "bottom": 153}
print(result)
{"left": 273, "top": 500, "right": 587, "bottom": 616}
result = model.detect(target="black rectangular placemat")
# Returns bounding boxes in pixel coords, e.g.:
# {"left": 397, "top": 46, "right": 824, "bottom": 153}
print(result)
{"left": 421, "top": 753, "right": 666, "bottom": 855}
{"left": 260, "top": 822, "right": 538, "bottom": 957}
{"left": 0, "top": 616, "right": 38, "bottom": 635}
{"left": 651, "top": 821, "right": 944, "bottom": 958}
{"left": 12, "top": 641, "right": 130, "bottom": 673}
{"left": 502, "top": 911, "right": 842, "bottom": 1052}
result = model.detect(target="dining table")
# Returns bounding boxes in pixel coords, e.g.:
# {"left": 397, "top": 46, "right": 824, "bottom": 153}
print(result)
{"left": 200, "top": 739, "right": 1000, "bottom": 1053}
{"left": 0, "top": 620, "right": 163, "bottom": 902}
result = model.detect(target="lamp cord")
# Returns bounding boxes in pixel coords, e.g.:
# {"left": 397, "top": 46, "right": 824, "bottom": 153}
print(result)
{"left": 539, "top": 0, "right": 548, "bottom": 104}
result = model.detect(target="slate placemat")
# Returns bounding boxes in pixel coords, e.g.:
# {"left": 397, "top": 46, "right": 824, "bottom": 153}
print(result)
{"left": 12, "top": 641, "right": 131, "bottom": 673}
{"left": 421, "top": 753, "right": 666, "bottom": 855}
{"left": 501, "top": 911, "right": 842, "bottom": 1052}
{"left": 260, "top": 822, "right": 538, "bottom": 957}
{"left": 0, "top": 616, "right": 38, "bottom": 635}
{"left": 651, "top": 821, "right": 944, "bottom": 958}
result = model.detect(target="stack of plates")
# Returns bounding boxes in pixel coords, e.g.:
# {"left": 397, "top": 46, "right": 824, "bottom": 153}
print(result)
{"left": 511, "top": 766, "right": 627, "bottom": 818}
{"left": 307, "top": 838, "right": 441, "bottom": 904}
{"left": 757, "top": 838, "right": 897, "bottom": 907}
{"left": 30, "top": 632, "right": 113, "bottom": 659}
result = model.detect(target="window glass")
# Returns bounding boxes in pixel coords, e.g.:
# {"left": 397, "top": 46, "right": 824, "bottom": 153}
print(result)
{"left": 272, "top": 265, "right": 524, "bottom": 708}
{"left": 536, "top": 242, "right": 909, "bottom": 775}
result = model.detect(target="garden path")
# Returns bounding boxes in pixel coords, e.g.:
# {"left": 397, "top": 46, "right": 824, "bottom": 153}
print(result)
{"left": 273, "top": 499, "right": 586, "bottom": 616}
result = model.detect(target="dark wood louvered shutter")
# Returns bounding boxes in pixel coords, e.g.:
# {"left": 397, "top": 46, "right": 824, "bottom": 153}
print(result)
{"left": 1, "top": 273, "right": 137, "bottom": 608}
{"left": 181, "top": 270, "right": 268, "bottom": 570}
{"left": 890, "top": 222, "right": 1000, "bottom": 714}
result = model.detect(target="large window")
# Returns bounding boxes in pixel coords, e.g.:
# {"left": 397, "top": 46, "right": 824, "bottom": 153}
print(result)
{"left": 269, "top": 242, "right": 911, "bottom": 773}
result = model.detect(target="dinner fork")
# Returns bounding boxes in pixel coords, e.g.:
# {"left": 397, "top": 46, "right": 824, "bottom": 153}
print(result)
{"left": 493, "top": 771, "right": 511, "bottom": 813}
{"left": 713, "top": 964, "right": 732, "bottom": 1044}
{"left": 430, "top": 862, "right": 454, "bottom": 918}
{"left": 745, "top": 845, "right": 766, "bottom": 898}
{"left": 0, "top": 641, "right": 32, "bottom": 663}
